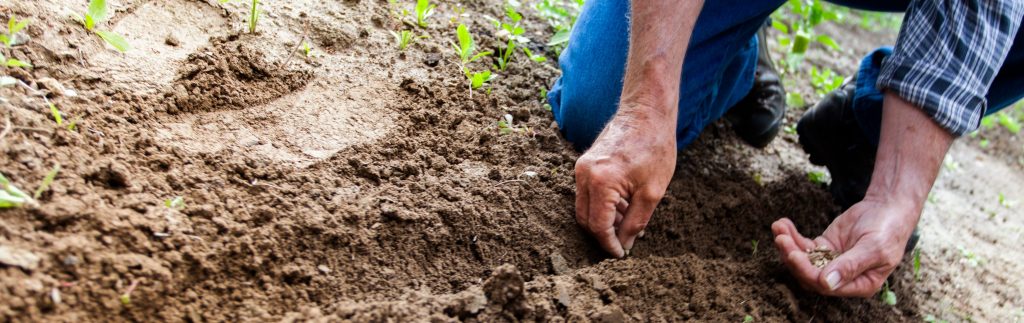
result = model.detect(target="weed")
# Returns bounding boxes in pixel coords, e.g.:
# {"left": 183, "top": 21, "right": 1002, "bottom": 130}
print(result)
{"left": 75, "top": 0, "right": 131, "bottom": 52}
{"left": 751, "top": 240, "right": 759, "bottom": 256}
{"left": 2, "top": 16, "right": 30, "bottom": 47}
{"left": 165, "top": 196, "right": 185, "bottom": 209}
{"left": 33, "top": 164, "right": 60, "bottom": 199}
{"left": 912, "top": 248, "right": 921, "bottom": 281}
{"left": 807, "top": 170, "right": 829, "bottom": 184}
{"left": 414, "top": 0, "right": 435, "bottom": 28}
{"left": 879, "top": 281, "right": 897, "bottom": 306}
{"left": 0, "top": 172, "right": 34, "bottom": 208}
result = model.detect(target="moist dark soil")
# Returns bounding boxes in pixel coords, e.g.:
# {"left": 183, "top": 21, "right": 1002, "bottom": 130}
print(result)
{"left": 0, "top": 0, "right": 966, "bottom": 322}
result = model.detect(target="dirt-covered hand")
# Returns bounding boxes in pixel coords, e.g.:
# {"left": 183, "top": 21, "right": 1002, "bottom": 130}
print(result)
{"left": 771, "top": 198, "right": 919, "bottom": 297}
{"left": 574, "top": 107, "right": 677, "bottom": 258}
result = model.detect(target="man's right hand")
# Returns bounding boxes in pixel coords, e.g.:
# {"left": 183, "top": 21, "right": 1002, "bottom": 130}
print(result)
{"left": 574, "top": 105, "right": 677, "bottom": 258}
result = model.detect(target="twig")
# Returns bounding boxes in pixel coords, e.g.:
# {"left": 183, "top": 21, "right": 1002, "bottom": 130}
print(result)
{"left": 494, "top": 179, "right": 526, "bottom": 187}
{"left": 278, "top": 23, "right": 309, "bottom": 70}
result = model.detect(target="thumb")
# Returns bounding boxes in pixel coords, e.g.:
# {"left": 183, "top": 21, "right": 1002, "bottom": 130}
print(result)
{"left": 818, "top": 241, "right": 881, "bottom": 295}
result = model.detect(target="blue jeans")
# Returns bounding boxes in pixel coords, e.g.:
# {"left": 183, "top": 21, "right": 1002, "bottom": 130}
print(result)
{"left": 547, "top": 0, "right": 1024, "bottom": 151}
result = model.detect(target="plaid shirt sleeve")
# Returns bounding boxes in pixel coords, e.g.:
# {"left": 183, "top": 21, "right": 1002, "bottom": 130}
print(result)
{"left": 877, "top": 0, "right": 1024, "bottom": 136}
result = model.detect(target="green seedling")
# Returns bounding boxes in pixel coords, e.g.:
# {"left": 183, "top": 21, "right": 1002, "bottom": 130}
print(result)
{"left": 998, "top": 112, "right": 1021, "bottom": 134}
{"left": 2, "top": 16, "right": 30, "bottom": 47}
{"left": 923, "top": 314, "right": 950, "bottom": 323}
{"left": 879, "top": 281, "right": 897, "bottom": 306}
{"left": 751, "top": 239, "right": 759, "bottom": 256}
{"left": 468, "top": 69, "right": 496, "bottom": 90}
{"left": 498, "top": 113, "right": 533, "bottom": 135}
{"left": 49, "top": 102, "right": 63, "bottom": 126}
{"left": 535, "top": 0, "right": 582, "bottom": 51}
{"left": 0, "top": 172, "right": 35, "bottom": 208}
{"left": 958, "top": 246, "right": 982, "bottom": 267}
{"left": 165, "top": 196, "right": 185, "bottom": 209}
{"left": 979, "top": 138, "right": 990, "bottom": 148}
{"left": 414, "top": 0, "right": 435, "bottom": 28}
{"left": 75, "top": 0, "right": 130, "bottom": 52}
{"left": 771, "top": 0, "right": 842, "bottom": 70}
{"left": 912, "top": 248, "right": 921, "bottom": 281}
{"left": 302, "top": 41, "right": 313, "bottom": 57}
{"left": 494, "top": 4, "right": 528, "bottom": 44}
{"left": 390, "top": 30, "right": 417, "bottom": 50}
{"left": 785, "top": 92, "right": 805, "bottom": 109}
{"left": 810, "top": 66, "right": 843, "bottom": 97}
{"left": 494, "top": 39, "right": 516, "bottom": 71}
{"left": 1, "top": 53, "right": 31, "bottom": 68}
{"left": 119, "top": 280, "right": 138, "bottom": 306}
{"left": 743, "top": 315, "right": 754, "bottom": 323}
{"left": 218, "top": 0, "right": 260, "bottom": 33}
{"left": 33, "top": 164, "right": 60, "bottom": 199}
{"left": 807, "top": 170, "right": 829, "bottom": 184}
{"left": 450, "top": 23, "right": 492, "bottom": 66}
{"left": 521, "top": 47, "right": 547, "bottom": 63}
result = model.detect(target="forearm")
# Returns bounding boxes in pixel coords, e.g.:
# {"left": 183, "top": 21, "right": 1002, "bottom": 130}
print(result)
{"left": 864, "top": 93, "right": 954, "bottom": 217}
{"left": 618, "top": 0, "right": 704, "bottom": 122}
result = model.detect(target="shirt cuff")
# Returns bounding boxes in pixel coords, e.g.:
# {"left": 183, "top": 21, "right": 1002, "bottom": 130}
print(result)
{"left": 876, "top": 55, "right": 987, "bottom": 137}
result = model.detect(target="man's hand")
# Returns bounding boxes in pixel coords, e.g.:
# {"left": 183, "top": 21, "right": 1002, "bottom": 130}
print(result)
{"left": 775, "top": 93, "right": 953, "bottom": 296}
{"left": 771, "top": 197, "right": 917, "bottom": 296}
{"left": 575, "top": 108, "right": 677, "bottom": 257}
{"left": 572, "top": 0, "right": 704, "bottom": 258}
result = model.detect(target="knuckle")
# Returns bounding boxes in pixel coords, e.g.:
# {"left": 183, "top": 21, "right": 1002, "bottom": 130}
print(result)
{"left": 637, "top": 188, "right": 664, "bottom": 204}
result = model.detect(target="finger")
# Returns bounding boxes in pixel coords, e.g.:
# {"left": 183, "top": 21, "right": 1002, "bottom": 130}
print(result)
{"left": 784, "top": 249, "right": 823, "bottom": 290}
{"left": 818, "top": 240, "right": 887, "bottom": 296}
{"left": 587, "top": 186, "right": 624, "bottom": 258}
{"left": 771, "top": 218, "right": 816, "bottom": 251}
{"left": 617, "top": 188, "right": 661, "bottom": 252}
{"left": 574, "top": 178, "right": 590, "bottom": 228}
{"left": 614, "top": 211, "right": 623, "bottom": 227}
{"left": 615, "top": 198, "right": 629, "bottom": 214}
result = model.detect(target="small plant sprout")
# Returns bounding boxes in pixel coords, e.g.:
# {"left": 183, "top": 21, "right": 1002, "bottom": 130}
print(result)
{"left": 119, "top": 280, "right": 139, "bottom": 306}
{"left": 76, "top": 0, "right": 130, "bottom": 52}
{"left": 912, "top": 248, "right": 922, "bottom": 281}
{"left": 0, "top": 172, "right": 35, "bottom": 208}
{"left": 302, "top": 41, "right": 313, "bottom": 57}
{"left": 807, "top": 170, "right": 829, "bottom": 185}
{"left": 389, "top": 30, "right": 426, "bottom": 51}
{"left": 958, "top": 246, "right": 982, "bottom": 267}
{"left": 165, "top": 196, "right": 185, "bottom": 209}
{"left": 414, "top": 0, "right": 435, "bottom": 28}
{"left": 1, "top": 53, "right": 31, "bottom": 68}
{"left": 494, "top": 39, "right": 516, "bottom": 71}
{"left": 468, "top": 69, "right": 496, "bottom": 91}
{"left": 810, "top": 66, "right": 844, "bottom": 97}
{"left": 493, "top": 4, "right": 528, "bottom": 44}
{"left": 521, "top": 47, "right": 547, "bottom": 63}
{"left": 2, "top": 16, "right": 30, "bottom": 47}
{"left": 218, "top": 0, "right": 260, "bottom": 33}
{"left": 743, "top": 315, "right": 754, "bottom": 323}
{"left": 450, "top": 23, "right": 492, "bottom": 68}
{"left": 49, "top": 102, "right": 63, "bottom": 126}
{"left": 751, "top": 239, "right": 759, "bottom": 256}
{"left": 879, "top": 281, "right": 897, "bottom": 306}
{"left": 497, "top": 114, "right": 533, "bottom": 135}
{"left": 33, "top": 164, "right": 60, "bottom": 199}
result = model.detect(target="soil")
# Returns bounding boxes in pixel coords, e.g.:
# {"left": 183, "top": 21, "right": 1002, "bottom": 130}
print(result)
{"left": 0, "top": 1, "right": 1021, "bottom": 322}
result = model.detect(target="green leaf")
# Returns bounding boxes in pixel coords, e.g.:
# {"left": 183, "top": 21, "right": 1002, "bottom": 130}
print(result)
{"left": 743, "top": 315, "right": 754, "bottom": 323}
{"left": 49, "top": 102, "right": 63, "bottom": 126}
{"left": 34, "top": 164, "right": 60, "bottom": 199}
{"left": 469, "top": 50, "right": 492, "bottom": 63}
{"left": 912, "top": 249, "right": 921, "bottom": 280}
{"left": 5, "top": 58, "right": 31, "bottom": 68}
{"left": 456, "top": 23, "right": 473, "bottom": 61}
{"left": 10, "top": 17, "right": 29, "bottom": 34}
{"left": 0, "top": 35, "right": 9, "bottom": 46}
{"left": 998, "top": 113, "right": 1021, "bottom": 134}
{"left": 547, "top": 29, "right": 570, "bottom": 46}
{"left": 771, "top": 20, "right": 789, "bottom": 34}
{"left": 786, "top": 92, "right": 804, "bottom": 108}
{"left": 95, "top": 30, "right": 130, "bottom": 52}
{"left": 880, "top": 282, "right": 897, "bottom": 306}
{"left": 88, "top": 0, "right": 108, "bottom": 24}
{"left": 815, "top": 34, "right": 840, "bottom": 51}
{"left": 84, "top": 14, "right": 96, "bottom": 31}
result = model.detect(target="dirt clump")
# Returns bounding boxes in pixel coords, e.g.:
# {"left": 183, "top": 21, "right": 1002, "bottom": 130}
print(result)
{"left": 164, "top": 34, "right": 313, "bottom": 114}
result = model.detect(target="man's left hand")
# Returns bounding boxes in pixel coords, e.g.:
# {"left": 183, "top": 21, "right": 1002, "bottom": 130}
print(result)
{"left": 771, "top": 196, "right": 919, "bottom": 297}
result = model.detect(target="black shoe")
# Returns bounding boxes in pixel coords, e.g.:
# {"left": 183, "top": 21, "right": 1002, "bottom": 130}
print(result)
{"left": 726, "top": 26, "right": 786, "bottom": 149}
{"left": 796, "top": 79, "right": 920, "bottom": 253}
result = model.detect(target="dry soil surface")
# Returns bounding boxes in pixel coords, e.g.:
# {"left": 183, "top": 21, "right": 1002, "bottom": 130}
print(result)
{"left": 0, "top": 1, "right": 1021, "bottom": 322}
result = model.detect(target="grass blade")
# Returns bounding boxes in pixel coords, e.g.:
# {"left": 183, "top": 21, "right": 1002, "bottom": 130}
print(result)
{"left": 34, "top": 164, "right": 60, "bottom": 199}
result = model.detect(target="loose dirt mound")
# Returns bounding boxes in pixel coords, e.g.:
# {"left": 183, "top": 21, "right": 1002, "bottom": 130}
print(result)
{"left": 5, "top": 0, "right": 1019, "bottom": 322}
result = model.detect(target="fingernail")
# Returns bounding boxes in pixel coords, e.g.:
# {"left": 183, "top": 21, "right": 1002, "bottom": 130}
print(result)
{"left": 637, "top": 230, "right": 646, "bottom": 238}
{"left": 826, "top": 271, "right": 841, "bottom": 290}
{"left": 624, "top": 248, "right": 631, "bottom": 257}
